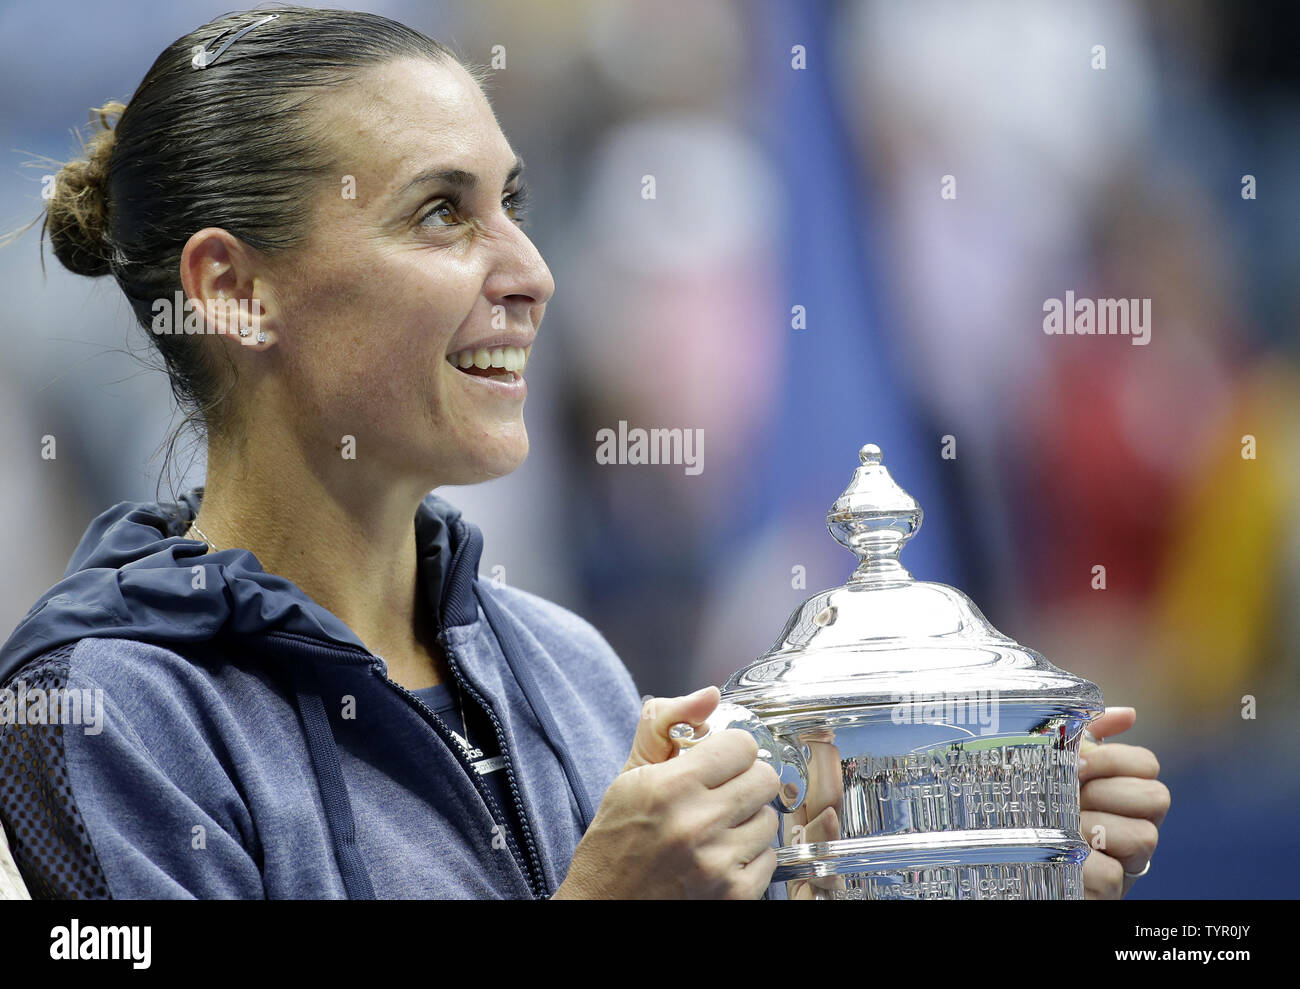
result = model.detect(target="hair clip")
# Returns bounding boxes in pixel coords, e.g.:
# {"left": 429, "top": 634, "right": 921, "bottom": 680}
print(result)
{"left": 191, "top": 13, "right": 280, "bottom": 69}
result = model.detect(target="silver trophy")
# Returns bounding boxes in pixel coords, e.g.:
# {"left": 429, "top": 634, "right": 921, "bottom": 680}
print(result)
{"left": 671, "top": 444, "right": 1103, "bottom": 899}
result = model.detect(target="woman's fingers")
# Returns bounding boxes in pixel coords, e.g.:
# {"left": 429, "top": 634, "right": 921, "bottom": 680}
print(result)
{"left": 738, "top": 847, "right": 779, "bottom": 899}
{"left": 733, "top": 804, "right": 780, "bottom": 861}
{"left": 711, "top": 755, "right": 783, "bottom": 829}
{"left": 1079, "top": 742, "right": 1161, "bottom": 783}
{"left": 802, "top": 804, "right": 841, "bottom": 844}
{"left": 1083, "top": 847, "right": 1127, "bottom": 899}
{"left": 1081, "top": 776, "right": 1171, "bottom": 825}
{"left": 623, "top": 686, "right": 721, "bottom": 770}
{"left": 1080, "top": 809, "right": 1160, "bottom": 875}
{"left": 1086, "top": 706, "right": 1137, "bottom": 741}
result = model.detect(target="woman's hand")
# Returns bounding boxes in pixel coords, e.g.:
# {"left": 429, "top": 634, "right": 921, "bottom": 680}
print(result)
{"left": 553, "top": 687, "right": 782, "bottom": 899}
{"left": 783, "top": 730, "right": 846, "bottom": 900}
{"left": 1079, "top": 707, "right": 1170, "bottom": 899}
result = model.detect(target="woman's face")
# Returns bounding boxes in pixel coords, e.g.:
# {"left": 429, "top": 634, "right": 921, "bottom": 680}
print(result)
{"left": 265, "top": 57, "right": 553, "bottom": 489}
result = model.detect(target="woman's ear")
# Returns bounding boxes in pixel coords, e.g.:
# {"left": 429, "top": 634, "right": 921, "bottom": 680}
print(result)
{"left": 178, "top": 227, "right": 280, "bottom": 349}
{"left": 244, "top": 273, "right": 282, "bottom": 349}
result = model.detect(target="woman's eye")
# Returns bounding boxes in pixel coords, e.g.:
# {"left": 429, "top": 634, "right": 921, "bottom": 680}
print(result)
{"left": 419, "top": 200, "right": 459, "bottom": 227}
{"left": 503, "top": 185, "right": 532, "bottom": 224}
{"left": 419, "top": 186, "right": 531, "bottom": 228}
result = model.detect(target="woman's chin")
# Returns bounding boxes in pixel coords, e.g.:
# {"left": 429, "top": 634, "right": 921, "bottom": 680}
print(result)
{"left": 448, "top": 429, "right": 529, "bottom": 483}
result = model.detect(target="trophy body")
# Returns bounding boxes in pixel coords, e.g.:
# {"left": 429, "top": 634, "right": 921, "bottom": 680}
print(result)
{"left": 754, "top": 701, "right": 1094, "bottom": 900}
{"left": 674, "top": 445, "right": 1103, "bottom": 900}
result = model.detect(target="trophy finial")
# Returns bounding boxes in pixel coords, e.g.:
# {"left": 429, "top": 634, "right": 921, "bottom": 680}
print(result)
{"left": 827, "top": 442, "right": 923, "bottom": 584}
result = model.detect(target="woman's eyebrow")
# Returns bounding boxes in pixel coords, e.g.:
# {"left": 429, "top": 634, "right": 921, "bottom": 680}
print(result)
{"left": 395, "top": 156, "right": 525, "bottom": 199}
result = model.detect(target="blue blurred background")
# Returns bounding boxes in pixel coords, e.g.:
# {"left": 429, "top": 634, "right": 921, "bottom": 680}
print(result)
{"left": 0, "top": 0, "right": 1296, "bottom": 898}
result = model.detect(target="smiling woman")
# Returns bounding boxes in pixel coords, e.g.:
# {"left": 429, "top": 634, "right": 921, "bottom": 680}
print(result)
{"left": 0, "top": 4, "right": 785, "bottom": 901}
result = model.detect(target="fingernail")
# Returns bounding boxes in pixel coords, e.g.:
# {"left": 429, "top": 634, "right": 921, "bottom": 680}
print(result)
{"left": 1078, "top": 756, "right": 1088, "bottom": 770}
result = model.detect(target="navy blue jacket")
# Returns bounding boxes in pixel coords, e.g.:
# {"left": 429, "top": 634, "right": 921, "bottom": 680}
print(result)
{"left": 0, "top": 489, "right": 642, "bottom": 898}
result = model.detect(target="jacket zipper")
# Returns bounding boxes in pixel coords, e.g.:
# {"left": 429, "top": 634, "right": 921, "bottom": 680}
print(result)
{"left": 268, "top": 631, "right": 548, "bottom": 898}
{"left": 383, "top": 667, "right": 547, "bottom": 898}
{"left": 439, "top": 518, "right": 552, "bottom": 895}
{"left": 436, "top": 633, "right": 551, "bottom": 898}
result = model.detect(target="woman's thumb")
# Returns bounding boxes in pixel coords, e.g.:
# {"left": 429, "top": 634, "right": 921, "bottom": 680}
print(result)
{"left": 622, "top": 685, "right": 721, "bottom": 772}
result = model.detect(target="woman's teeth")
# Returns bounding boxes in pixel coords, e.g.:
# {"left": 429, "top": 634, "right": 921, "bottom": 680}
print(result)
{"left": 446, "top": 345, "right": 529, "bottom": 374}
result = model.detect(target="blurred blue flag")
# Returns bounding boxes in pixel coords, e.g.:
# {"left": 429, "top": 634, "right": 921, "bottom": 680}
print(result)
{"left": 735, "top": 0, "right": 962, "bottom": 587}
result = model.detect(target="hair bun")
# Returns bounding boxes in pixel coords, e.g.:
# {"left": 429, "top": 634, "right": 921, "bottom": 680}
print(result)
{"left": 45, "top": 101, "right": 126, "bottom": 277}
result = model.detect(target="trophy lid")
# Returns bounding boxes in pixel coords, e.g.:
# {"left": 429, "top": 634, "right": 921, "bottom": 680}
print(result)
{"left": 722, "top": 444, "right": 1103, "bottom": 717}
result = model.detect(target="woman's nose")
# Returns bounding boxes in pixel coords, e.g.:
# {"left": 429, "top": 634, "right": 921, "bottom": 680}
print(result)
{"left": 487, "top": 221, "right": 555, "bottom": 309}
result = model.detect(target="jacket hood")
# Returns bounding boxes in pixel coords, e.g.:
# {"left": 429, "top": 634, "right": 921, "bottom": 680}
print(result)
{"left": 0, "top": 486, "right": 606, "bottom": 901}
{"left": 0, "top": 486, "right": 479, "bottom": 686}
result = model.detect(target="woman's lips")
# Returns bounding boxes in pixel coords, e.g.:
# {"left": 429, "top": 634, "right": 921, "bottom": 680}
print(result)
{"left": 446, "top": 360, "right": 527, "bottom": 396}
{"left": 444, "top": 344, "right": 530, "bottom": 396}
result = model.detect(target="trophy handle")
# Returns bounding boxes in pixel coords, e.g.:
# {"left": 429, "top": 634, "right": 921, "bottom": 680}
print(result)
{"left": 669, "top": 702, "right": 808, "bottom": 813}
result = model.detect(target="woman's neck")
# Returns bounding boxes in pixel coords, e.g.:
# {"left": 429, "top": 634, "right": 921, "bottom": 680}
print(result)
{"left": 193, "top": 431, "right": 445, "bottom": 685}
